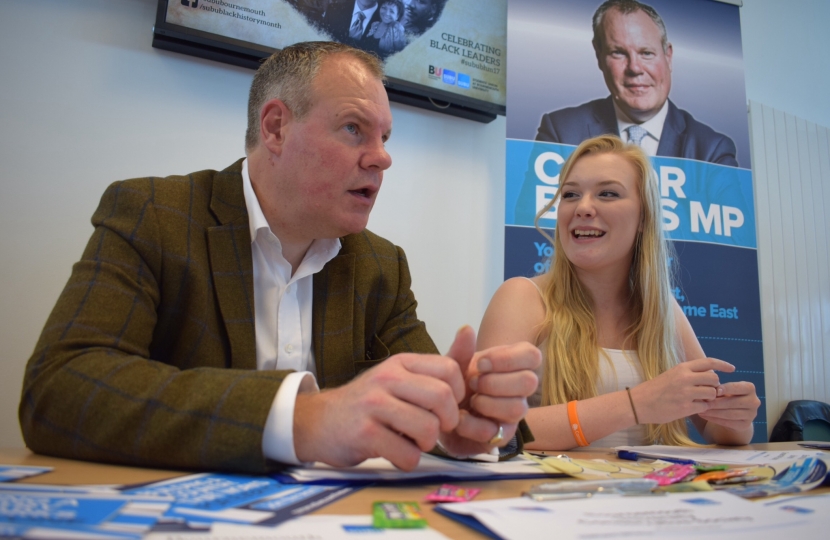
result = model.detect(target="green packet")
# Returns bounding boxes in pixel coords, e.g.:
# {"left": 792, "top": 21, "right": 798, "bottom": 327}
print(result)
{"left": 695, "top": 464, "right": 729, "bottom": 472}
{"left": 373, "top": 501, "right": 427, "bottom": 529}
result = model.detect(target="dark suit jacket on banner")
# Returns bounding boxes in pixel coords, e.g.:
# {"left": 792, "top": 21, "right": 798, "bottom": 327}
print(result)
{"left": 536, "top": 96, "right": 739, "bottom": 167}
{"left": 19, "top": 160, "right": 438, "bottom": 473}
{"left": 322, "top": 0, "right": 382, "bottom": 45}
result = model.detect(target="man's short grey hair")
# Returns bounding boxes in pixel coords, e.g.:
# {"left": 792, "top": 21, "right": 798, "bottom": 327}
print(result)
{"left": 245, "top": 41, "right": 385, "bottom": 152}
{"left": 592, "top": 0, "right": 669, "bottom": 53}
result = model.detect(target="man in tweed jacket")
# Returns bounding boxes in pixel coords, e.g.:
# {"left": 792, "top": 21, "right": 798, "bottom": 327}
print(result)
{"left": 20, "top": 42, "right": 540, "bottom": 473}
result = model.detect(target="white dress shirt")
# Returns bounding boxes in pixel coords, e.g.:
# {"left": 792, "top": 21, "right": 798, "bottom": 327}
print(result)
{"left": 241, "top": 159, "right": 341, "bottom": 465}
{"left": 615, "top": 99, "right": 670, "bottom": 157}
{"left": 350, "top": 2, "right": 378, "bottom": 38}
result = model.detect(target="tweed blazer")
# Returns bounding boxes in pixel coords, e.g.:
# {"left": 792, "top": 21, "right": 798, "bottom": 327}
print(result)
{"left": 19, "top": 160, "right": 438, "bottom": 473}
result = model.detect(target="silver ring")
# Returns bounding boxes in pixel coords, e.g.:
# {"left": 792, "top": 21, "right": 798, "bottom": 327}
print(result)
{"left": 488, "top": 424, "right": 505, "bottom": 445}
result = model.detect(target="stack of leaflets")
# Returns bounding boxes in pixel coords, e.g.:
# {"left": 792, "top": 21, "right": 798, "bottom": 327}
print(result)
{"left": 122, "top": 473, "right": 358, "bottom": 532}
{"left": 0, "top": 466, "right": 358, "bottom": 539}
{"left": 279, "top": 453, "right": 557, "bottom": 484}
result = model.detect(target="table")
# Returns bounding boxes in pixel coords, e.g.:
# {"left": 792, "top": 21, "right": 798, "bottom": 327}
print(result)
{"left": 2, "top": 443, "right": 827, "bottom": 539}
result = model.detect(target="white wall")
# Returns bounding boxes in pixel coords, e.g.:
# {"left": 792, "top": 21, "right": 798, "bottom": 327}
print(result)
{"left": 741, "top": 0, "right": 830, "bottom": 129}
{"left": 749, "top": 101, "right": 830, "bottom": 435}
{"left": 0, "top": 0, "right": 827, "bottom": 448}
{"left": 740, "top": 0, "right": 830, "bottom": 434}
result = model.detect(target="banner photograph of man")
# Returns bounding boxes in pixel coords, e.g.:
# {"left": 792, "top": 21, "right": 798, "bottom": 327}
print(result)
{"left": 535, "top": 0, "right": 739, "bottom": 167}
{"left": 403, "top": 0, "right": 447, "bottom": 36}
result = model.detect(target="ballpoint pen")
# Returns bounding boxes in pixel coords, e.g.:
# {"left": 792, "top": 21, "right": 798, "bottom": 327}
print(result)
{"left": 616, "top": 450, "right": 697, "bottom": 465}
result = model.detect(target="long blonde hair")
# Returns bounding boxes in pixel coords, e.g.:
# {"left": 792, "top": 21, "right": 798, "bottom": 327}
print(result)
{"left": 534, "top": 135, "right": 693, "bottom": 445}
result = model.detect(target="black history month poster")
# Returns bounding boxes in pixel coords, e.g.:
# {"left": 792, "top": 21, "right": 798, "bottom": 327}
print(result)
{"left": 166, "top": 0, "right": 506, "bottom": 108}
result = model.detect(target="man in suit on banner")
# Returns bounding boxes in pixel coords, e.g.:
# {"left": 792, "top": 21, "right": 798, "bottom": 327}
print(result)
{"left": 20, "top": 42, "right": 539, "bottom": 474}
{"left": 536, "top": 0, "right": 738, "bottom": 167}
{"left": 403, "top": 0, "right": 447, "bottom": 37}
{"left": 321, "top": 0, "right": 382, "bottom": 45}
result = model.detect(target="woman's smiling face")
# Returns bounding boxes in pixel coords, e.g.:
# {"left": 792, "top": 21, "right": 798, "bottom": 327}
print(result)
{"left": 556, "top": 151, "right": 643, "bottom": 276}
{"left": 379, "top": 2, "right": 399, "bottom": 23}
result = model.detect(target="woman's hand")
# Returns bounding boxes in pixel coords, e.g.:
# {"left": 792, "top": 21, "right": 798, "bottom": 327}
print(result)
{"left": 630, "top": 358, "right": 734, "bottom": 424}
{"left": 697, "top": 381, "right": 760, "bottom": 432}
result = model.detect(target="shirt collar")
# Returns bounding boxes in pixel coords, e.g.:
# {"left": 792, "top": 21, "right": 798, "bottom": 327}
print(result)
{"left": 242, "top": 158, "right": 271, "bottom": 242}
{"left": 352, "top": 2, "right": 378, "bottom": 19}
{"left": 241, "top": 158, "right": 341, "bottom": 271}
{"left": 614, "top": 99, "right": 670, "bottom": 143}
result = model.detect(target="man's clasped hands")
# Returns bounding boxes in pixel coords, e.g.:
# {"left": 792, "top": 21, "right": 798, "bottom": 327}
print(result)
{"left": 293, "top": 325, "right": 542, "bottom": 469}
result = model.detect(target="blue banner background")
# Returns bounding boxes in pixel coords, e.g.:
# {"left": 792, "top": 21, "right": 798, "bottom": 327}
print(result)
{"left": 507, "top": 141, "right": 756, "bottom": 249}
{"left": 505, "top": 0, "right": 765, "bottom": 441}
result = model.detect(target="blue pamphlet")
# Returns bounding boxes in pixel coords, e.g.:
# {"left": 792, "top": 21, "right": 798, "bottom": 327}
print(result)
{"left": 121, "top": 473, "right": 358, "bottom": 531}
{"left": 0, "top": 489, "right": 170, "bottom": 539}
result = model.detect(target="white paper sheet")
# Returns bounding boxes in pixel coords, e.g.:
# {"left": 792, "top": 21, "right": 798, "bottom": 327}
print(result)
{"left": 438, "top": 490, "right": 808, "bottom": 540}
{"left": 283, "top": 453, "right": 548, "bottom": 483}
{"left": 146, "top": 515, "right": 451, "bottom": 540}
{"left": 615, "top": 445, "right": 825, "bottom": 466}
{"left": 757, "top": 493, "right": 830, "bottom": 537}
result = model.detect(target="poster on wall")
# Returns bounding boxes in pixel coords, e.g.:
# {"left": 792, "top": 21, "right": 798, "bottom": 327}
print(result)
{"left": 162, "top": 0, "right": 506, "bottom": 112}
{"left": 505, "top": 0, "right": 766, "bottom": 441}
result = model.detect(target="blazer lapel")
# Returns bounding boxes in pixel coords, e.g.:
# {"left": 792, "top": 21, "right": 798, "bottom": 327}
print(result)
{"left": 591, "top": 96, "right": 621, "bottom": 138}
{"left": 657, "top": 99, "right": 685, "bottom": 158}
{"left": 207, "top": 160, "right": 257, "bottom": 370}
{"left": 312, "top": 252, "right": 356, "bottom": 389}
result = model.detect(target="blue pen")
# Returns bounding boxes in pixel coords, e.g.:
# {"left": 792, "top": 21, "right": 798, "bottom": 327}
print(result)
{"left": 617, "top": 450, "right": 696, "bottom": 465}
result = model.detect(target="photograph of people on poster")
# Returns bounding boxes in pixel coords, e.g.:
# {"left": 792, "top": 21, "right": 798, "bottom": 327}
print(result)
{"left": 165, "top": 0, "right": 506, "bottom": 107}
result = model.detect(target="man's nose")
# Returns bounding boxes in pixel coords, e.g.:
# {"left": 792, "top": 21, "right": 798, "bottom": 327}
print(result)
{"left": 362, "top": 138, "right": 393, "bottom": 171}
{"left": 626, "top": 54, "right": 644, "bottom": 74}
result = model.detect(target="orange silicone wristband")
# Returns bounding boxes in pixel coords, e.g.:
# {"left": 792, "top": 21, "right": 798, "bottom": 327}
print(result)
{"left": 567, "top": 400, "right": 589, "bottom": 447}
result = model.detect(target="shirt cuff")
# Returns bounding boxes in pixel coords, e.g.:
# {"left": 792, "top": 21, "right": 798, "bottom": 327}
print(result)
{"left": 262, "top": 371, "right": 319, "bottom": 465}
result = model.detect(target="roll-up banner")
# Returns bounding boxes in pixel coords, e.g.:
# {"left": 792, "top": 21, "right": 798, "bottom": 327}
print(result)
{"left": 505, "top": 0, "right": 765, "bottom": 441}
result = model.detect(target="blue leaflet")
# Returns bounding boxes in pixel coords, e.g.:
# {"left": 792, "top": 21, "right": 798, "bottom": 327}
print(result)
{"left": 121, "top": 473, "right": 356, "bottom": 531}
{"left": 0, "top": 465, "right": 52, "bottom": 482}
{"left": 0, "top": 490, "right": 170, "bottom": 539}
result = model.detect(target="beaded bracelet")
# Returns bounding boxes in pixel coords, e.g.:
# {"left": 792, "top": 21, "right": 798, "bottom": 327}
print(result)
{"left": 625, "top": 386, "right": 641, "bottom": 425}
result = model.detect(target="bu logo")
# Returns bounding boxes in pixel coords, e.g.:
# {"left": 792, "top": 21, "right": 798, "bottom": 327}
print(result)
{"left": 428, "top": 65, "right": 442, "bottom": 77}
{"left": 181, "top": 0, "right": 199, "bottom": 7}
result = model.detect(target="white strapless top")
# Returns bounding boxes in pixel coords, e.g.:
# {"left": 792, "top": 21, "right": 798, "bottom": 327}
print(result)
{"left": 530, "top": 348, "right": 649, "bottom": 448}
{"left": 519, "top": 278, "right": 648, "bottom": 447}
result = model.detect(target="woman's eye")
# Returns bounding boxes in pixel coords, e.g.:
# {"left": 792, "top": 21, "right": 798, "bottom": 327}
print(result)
{"left": 561, "top": 191, "right": 578, "bottom": 199}
{"left": 599, "top": 190, "right": 619, "bottom": 198}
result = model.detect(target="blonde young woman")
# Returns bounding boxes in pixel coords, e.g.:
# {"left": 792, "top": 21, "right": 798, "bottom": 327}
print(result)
{"left": 478, "top": 135, "right": 760, "bottom": 449}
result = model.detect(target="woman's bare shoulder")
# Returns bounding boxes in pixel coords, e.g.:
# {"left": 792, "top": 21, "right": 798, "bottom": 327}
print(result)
{"left": 478, "top": 276, "right": 548, "bottom": 349}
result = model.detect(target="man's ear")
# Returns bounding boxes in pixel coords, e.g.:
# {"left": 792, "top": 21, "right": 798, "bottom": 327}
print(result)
{"left": 665, "top": 42, "right": 673, "bottom": 71}
{"left": 260, "top": 99, "right": 292, "bottom": 156}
